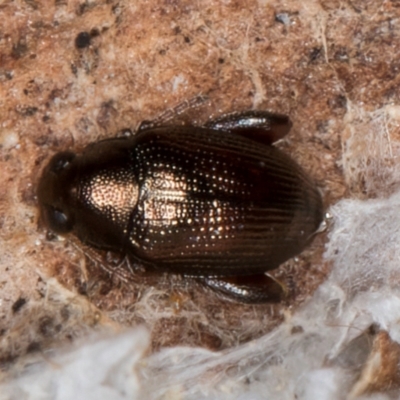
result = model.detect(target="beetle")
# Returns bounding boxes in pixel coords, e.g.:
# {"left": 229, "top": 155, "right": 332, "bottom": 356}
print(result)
{"left": 37, "top": 110, "right": 323, "bottom": 303}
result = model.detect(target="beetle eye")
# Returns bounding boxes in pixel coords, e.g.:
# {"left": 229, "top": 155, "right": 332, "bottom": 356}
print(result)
{"left": 50, "top": 152, "right": 76, "bottom": 173}
{"left": 46, "top": 206, "right": 73, "bottom": 233}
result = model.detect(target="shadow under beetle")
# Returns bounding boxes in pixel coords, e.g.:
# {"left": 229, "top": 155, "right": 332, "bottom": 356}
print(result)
{"left": 37, "top": 109, "right": 323, "bottom": 303}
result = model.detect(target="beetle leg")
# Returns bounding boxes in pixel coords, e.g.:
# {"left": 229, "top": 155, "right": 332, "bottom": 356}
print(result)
{"left": 205, "top": 111, "right": 292, "bottom": 145}
{"left": 138, "top": 95, "right": 208, "bottom": 132}
{"left": 202, "top": 273, "right": 288, "bottom": 304}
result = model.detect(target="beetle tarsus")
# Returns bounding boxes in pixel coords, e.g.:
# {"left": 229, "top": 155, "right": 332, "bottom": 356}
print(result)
{"left": 203, "top": 273, "right": 288, "bottom": 304}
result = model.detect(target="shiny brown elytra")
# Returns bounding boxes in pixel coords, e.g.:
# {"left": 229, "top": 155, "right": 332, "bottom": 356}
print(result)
{"left": 37, "top": 110, "right": 323, "bottom": 303}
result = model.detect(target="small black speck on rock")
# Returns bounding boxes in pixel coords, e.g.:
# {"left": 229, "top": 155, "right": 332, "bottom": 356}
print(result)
{"left": 26, "top": 342, "right": 41, "bottom": 353}
{"left": 309, "top": 47, "right": 322, "bottom": 62}
{"left": 75, "top": 32, "right": 91, "bottom": 49}
{"left": 90, "top": 28, "right": 100, "bottom": 38}
{"left": 12, "top": 297, "right": 27, "bottom": 313}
